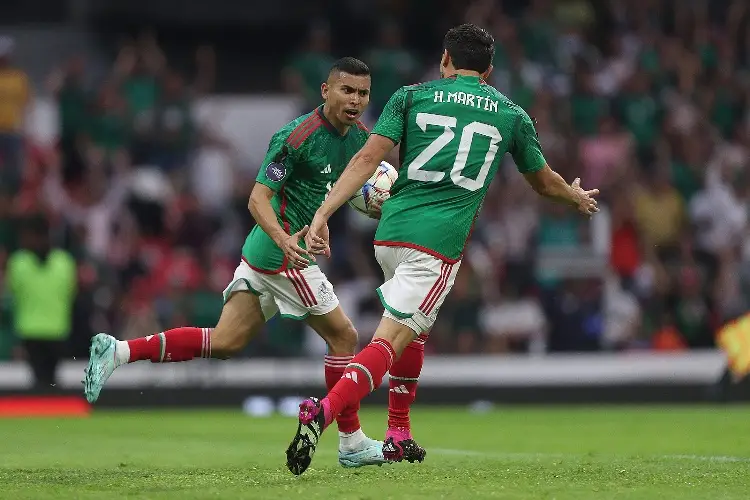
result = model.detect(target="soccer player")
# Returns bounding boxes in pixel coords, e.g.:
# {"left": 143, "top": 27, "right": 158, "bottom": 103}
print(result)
{"left": 83, "top": 57, "right": 389, "bottom": 469}
{"left": 285, "top": 24, "right": 600, "bottom": 476}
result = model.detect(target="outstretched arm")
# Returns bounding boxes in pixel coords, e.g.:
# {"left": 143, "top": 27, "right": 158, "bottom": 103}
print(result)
{"left": 308, "top": 86, "right": 407, "bottom": 253}
{"left": 318, "top": 134, "right": 394, "bottom": 219}
{"left": 510, "top": 109, "right": 598, "bottom": 216}
{"left": 523, "top": 165, "right": 599, "bottom": 215}
{"left": 306, "top": 135, "right": 395, "bottom": 253}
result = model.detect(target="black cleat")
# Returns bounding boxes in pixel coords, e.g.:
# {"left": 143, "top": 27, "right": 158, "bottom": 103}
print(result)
{"left": 286, "top": 397, "right": 326, "bottom": 476}
{"left": 382, "top": 437, "right": 427, "bottom": 463}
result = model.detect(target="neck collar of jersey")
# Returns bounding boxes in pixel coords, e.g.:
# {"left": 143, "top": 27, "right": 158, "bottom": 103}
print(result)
{"left": 316, "top": 105, "right": 347, "bottom": 137}
{"left": 454, "top": 74, "right": 486, "bottom": 84}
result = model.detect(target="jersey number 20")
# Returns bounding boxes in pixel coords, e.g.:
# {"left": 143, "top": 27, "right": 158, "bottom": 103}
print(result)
{"left": 407, "top": 112, "right": 502, "bottom": 192}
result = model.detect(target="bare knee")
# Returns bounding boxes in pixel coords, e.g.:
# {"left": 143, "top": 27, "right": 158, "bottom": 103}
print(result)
{"left": 211, "top": 292, "right": 264, "bottom": 359}
{"left": 326, "top": 320, "right": 358, "bottom": 355}
{"left": 307, "top": 309, "right": 359, "bottom": 355}
{"left": 375, "top": 317, "right": 420, "bottom": 357}
{"left": 211, "top": 326, "right": 251, "bottom": 359}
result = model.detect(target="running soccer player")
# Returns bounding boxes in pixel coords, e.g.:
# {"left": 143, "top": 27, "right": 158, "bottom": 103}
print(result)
{"left": 83, "top": 57, "right": 389, "bottom": 469}
{"left": 285, "top": 24, "right": 600, "bottom": 475}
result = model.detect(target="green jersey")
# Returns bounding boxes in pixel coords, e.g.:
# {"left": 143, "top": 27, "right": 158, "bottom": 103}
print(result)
{"left": 244, "top": 106, "right": 369, "bottom": 272}
{"left": 371, "top": 75, "right": 547, "bottom": 262}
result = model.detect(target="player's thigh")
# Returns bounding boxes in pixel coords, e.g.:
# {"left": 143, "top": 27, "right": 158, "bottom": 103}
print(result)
{"left": 376, "top": 247, "right": 461, "bottom": 336}
{"left": 305, "top": 306, "right": 358, "bottom": 355}
{"left": 214, "top": 261, "right": 278, "bottom": 354}
{"left": 211, "top": 291, "right": 265, "bottom": 356}
{"left": 223, "top": 260, "right": 280, "bottom": 320}
{"left": 261, "top": 265, "right": 340, "bottom": 320}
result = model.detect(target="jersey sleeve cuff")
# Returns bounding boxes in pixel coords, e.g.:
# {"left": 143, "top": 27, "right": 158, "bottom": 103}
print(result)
{"left": 370, "top": 131, "right": 400, "bottom": 145}
{"left": 255, "top": 178, "right": 282, "bottom": 192}
{"left": 522, "top": 159, "right": 546, "bottom": 174}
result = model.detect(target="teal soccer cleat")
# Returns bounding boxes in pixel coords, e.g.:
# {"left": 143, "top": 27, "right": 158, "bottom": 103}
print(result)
{"left": 338, "top": 437, "right": 388, "bottom": 468}
{"left": 83, "top": 333, "right": 118, "bottom": 403}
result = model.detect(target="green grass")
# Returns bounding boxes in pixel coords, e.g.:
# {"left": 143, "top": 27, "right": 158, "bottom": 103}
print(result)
{"left": 1, "top": 406, "right": 749, "bottom": 499}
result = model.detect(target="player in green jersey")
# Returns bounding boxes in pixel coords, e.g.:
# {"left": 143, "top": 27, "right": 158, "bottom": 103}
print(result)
{"left": 83, "top": 57, "right": 388, "bottom": 469}
{"left": 285, "top": 24, "right": 600, "bottom": 475}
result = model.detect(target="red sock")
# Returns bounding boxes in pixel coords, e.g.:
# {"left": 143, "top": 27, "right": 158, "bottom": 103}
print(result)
{"left": 127, "top": 327, "right": 211, "bottom": 363}
{"left": 387, "top": 333, "right": 426, "bottom": 431}
{"left": 324, "top": 354, "right": 361, "bottom": 433}
{"left": 323, "top": 339, "right": 396, "bottom": 428}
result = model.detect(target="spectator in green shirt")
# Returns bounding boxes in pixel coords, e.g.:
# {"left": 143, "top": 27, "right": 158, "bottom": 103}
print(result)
{"left": 48, "top": 55, "right": 91, "bottom": 184}
{"left": 363, "top": 21, "right": 418, "bottom": 117}
{"left": 83, "top": 83, "right": 131, "bottom": 169}
{"left": 5, "top": 215, "right": 77, "bottom": 390}
{"left": 570, "top": 68, "right": 609, "bottom": 137}
{"left": 149, "top": 71, "right": 195, "bottom": 172}
{"left": 48, "top": 56, "right": 89, "bottom": 157}
{"left": 282, "top": 23, "right": 335, "bottom": 113}
{"left": 114, "top": 33, "right": 165, "bottom": 119}
{"left": 616, "top": 70, "right": 662, "bottom": 161}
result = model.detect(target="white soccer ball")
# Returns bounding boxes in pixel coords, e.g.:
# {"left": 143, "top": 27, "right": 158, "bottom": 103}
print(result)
{"left": 348, "top": 161, "right": 398, "bottom": 218}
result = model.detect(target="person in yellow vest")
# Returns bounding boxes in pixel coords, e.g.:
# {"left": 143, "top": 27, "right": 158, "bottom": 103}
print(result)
{"left": 0, "top": 36, "right": 30, "bottom": 191}
{"left": 5, "top": 216, "right": 77, "bottom": 390}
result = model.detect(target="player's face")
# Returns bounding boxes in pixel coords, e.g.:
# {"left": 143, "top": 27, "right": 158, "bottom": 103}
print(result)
{"left": 322, "top": 72, "right": 371, "bottom": 126}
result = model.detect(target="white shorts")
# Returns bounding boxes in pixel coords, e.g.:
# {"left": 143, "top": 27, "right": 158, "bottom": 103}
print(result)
{"left": 374, "top": 245, "right": 461, "bottom": 335}
{"left": 222, "top": 259, "right": 339, "bottom": 321}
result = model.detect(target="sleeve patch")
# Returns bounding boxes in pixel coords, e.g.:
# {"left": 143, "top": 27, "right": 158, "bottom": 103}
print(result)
{"left": 265, "top": 162, "right": 287, "bottom": 182}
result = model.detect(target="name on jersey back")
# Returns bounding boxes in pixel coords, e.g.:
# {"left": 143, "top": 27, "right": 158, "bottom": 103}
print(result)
{"left": 433, "top": 91, "right": 499, "bottom": 112}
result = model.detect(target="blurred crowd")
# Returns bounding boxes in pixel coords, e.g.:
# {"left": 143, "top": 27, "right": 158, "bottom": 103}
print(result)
{"left": 1, "top": 0, "right": 749, "bottom": 366}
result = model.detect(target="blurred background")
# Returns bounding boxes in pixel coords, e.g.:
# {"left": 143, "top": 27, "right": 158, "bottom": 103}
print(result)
{"left": 0, "top": 0, "right": 748, "bottom": 405}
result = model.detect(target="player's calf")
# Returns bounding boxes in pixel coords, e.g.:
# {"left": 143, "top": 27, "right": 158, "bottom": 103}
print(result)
{"left": 83, "top": 292, "right": 264, "bottom": 404}
{"left": 286, "top": 336, "right": 396, "bottom": 475}
{"left": 117, "top": 291, "right": 263, "bottom": 363}
{"left": 388, "top": 335, "right": 425, "bottom": 430}
{"left": 307, "top": 308, "right": 387, "bottom": 466}
{"left": 386, "top": 333, "right": 427, "bottom": 463}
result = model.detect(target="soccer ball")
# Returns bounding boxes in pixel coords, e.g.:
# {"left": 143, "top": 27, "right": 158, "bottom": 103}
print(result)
{"left": 348, "top": 161, "right": 398, "bottom": 218}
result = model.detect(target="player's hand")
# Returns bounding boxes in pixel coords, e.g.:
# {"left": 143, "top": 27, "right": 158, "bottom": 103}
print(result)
{"left": 571, "top": 178, "right": 599, "bottom": 216}
{"left": 368, "top": 192, "right": 387, "bottom": 220}
{"left": 306, "top": 213, "right": 331, "bottom": 257}
{"left": 280, "top": 225, "right": 315, "bottom": 269}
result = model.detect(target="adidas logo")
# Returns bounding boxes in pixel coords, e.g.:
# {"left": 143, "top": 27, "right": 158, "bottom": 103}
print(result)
{"left": 390, "top": 384, "right": 409, "bottom": 394}
{"left": 321, "top": 164, "right": 332, "bottom": 174}
{"left": 318, "top": 282, "right": 334, "bottom": 305}
{"left": 344, "top": 371, "right": 358, "bottom": 383}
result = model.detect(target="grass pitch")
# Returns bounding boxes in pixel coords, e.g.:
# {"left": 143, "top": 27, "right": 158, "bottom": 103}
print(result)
{"left": 0, "top": 406, "right": 749, "bottom": 499}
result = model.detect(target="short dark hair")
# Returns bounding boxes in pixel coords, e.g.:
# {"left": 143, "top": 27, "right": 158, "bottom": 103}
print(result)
{"left": 329, "top": 57, "right": 370, "bottom": 78}
{"left": 443, "top": 23, "right": 495, "bottom": 73}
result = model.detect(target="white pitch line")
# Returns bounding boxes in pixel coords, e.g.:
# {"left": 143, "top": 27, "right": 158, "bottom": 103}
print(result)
{"left": 432, "top": 448, "right": 571, "bottom": 460}
{"left": 662, "top": 454, "right": 750, "bottom": 463}
{"left": 431, "top": 448, "right": 750, "bottom": 463}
